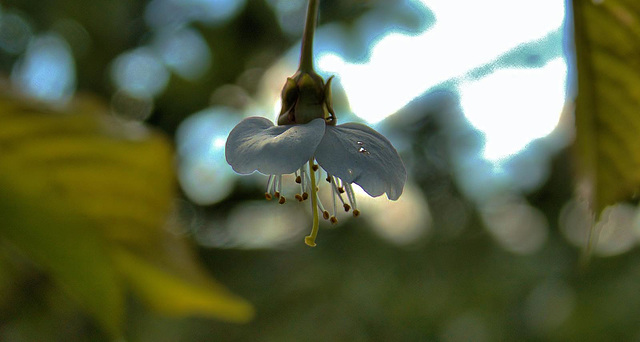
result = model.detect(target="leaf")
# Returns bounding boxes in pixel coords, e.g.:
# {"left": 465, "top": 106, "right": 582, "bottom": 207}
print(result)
{"left": 112, "top": 248, "right": 255, "bottom": 323}
{"left": 0, "top": 167, "right": 125, "bottom": 337}
{"left": 0, "top": 94, "right": 175, "bottom": 252}
{"left": 573, "top": 0, "right": 640, "bottom": 214}
{"left": 0, "top": 91, "right": 254, "bottom": 333}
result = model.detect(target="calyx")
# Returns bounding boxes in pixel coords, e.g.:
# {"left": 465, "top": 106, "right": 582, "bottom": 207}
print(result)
{"left": 277, "top": 71, "right": 336, "bottom": 126}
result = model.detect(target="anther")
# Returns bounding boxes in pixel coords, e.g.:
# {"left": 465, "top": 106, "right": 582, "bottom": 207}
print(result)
{"left": 326, "top": 176, "right": 331, "bottom": 182}
{"left": 338, "top": 187, "right": 345, "bottom": 194}
{"left": 330, "top": 216, "right": 338, "bottom": 224}
{"left": 343, "top": 203, "right": 351, "bottom": 212}
{"left": 322, "top": 211, "right": 330, "bottom": 220}
{"left": 312, "top": 164, "right": 319, "bottom": 171}
{"left": 353, "top": 209, "right": 360, "bottom": 217}
{"left": 302, "top": 192, "right": 309, "bottom": 200}
{"left": 274, "top": 191, "right": 280, "bottom": 199}
{"left": 295, "top": 194, "right": 303, "bottom": 202}
{"left": 265, "top": 193, "right": 273, "bottom": 201}
{"left": 279, "top": 196, "right": 286, "bottom": 204}
{"left": 295, "top": 175, "right": 302, "bottom": 184}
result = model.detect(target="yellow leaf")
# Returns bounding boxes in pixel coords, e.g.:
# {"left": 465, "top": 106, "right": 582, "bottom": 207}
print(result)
{"left": 112, "top": 248, "right": 255, "bottom": 323}
{"left": 0, "top": 94, "right": 174, "bottom": 252}
{"left": 0, "top": 91, "right": 254, "bottom": 333}
{"left": 573, "top": 0, "right": 640, "bottom": 213}
{"left": 0, "top": 168, "right": 125, "bottom": 337}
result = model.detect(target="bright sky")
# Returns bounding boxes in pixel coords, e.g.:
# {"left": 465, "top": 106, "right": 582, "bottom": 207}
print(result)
{"left": 318, "top": 0, "right": 567, "bottom": 161}
{"left": 459, "top": 58, "right": 567, "bottom": 161}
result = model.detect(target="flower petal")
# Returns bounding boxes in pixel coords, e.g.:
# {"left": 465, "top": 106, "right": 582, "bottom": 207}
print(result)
{"left": 225, "top": 117, "right": 325, "bottom": 175}
{"left": 315, "top": 123, "right": 406, "bottom": 200}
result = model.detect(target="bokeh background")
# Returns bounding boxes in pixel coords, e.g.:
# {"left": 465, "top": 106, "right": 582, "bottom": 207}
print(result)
{"left": 2, "top": 0, "right": 640, "bottom": 341}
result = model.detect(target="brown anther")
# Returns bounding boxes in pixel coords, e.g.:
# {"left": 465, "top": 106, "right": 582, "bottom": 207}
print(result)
{"left": 326, "top": 176, "right": 331, "bottom": 182}
{"left": 279, "top": 196, "right": 286, "bottom": 204}
{"left": 265, "top": 193, "right": 272, "bottom": 201}
{"left": 330, "top": 216, "right": 338, "bottom": 224}
{"left": 338, "top": 187, "right": 345, "bottom": 194}
{"left": 343, "top": 203, "right": 351, "bottom": 212}
{"left": 322, "top": 211, "right": 330, "bottom": 220}
{"left": 312, "top": 164, "right": 319, "bottom": 171}
{"left": 295, "top": 175, "right": 302, "bottom": 184}
{"left": 302, "top": 192, "right": 309, "bottom": 200}
{"left": 295, "top": 194, "right": 303, "bottom": 202}
{"left": 274, "top": 191, "right": 280, "bottom": 199}
{"left": 353, "top": 209, "right": 360, "bottom": 217}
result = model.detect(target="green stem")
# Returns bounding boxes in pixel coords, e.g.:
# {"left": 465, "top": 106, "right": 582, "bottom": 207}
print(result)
{"left": 304, "top": 159, "right": 319, "bottom": 247}
{"left": 299, "top": 0, "right": 319, "bottom": 73}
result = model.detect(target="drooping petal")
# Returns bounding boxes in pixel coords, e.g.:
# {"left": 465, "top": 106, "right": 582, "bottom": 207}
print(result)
{"left": 225, "top": 117, "right": 325, "bottom": 175}
{"left": 315, "top": 123, "right": 406, "bottom": 200}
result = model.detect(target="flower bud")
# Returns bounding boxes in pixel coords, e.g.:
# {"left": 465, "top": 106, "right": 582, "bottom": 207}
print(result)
{"left": 277, "top": 71, "right": 336, "bottom": 126}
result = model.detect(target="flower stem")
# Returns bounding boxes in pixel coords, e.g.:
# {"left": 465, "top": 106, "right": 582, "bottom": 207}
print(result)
{"left": 305, "top": 158, "right": 319, "bottom": 247}
{"left": 299, "top": 0, "right": 319, "bottom": 73}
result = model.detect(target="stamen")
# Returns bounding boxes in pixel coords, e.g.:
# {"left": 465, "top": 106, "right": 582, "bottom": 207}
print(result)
{"left": 344, "top": 182, "right": 356, "bottom": 206}
{"left": 295, "top": 175, "right": 302, "bottom": 184}
{"left": 329, "top": 176, "right": 347, "bottom": 207}
{"left": 329, "top": 177, "right": 338, "bottom": 225}
{"left": 295, "top": 194, "right": 304, "bottom": 202}
{"left": 330, "top": 176, "right": 337, "bottom": 217}
{"left": 302, "top": 165, "right": 319, "bottom": 195}
{"left": 312, "top": 164, "right": 319, "bottom": 171}
{"left": 343, "top": 203, "right": 351, "bottom": 212}
{"left": 276, "top": 175, "right": 283, "bottom": 195}
{"left": 335, "top": 177, "right": 345, "bottom": 193}
{"left": 302, "top": 192, "right": 309, "bottom": 200}
{"left": 279, "top": 196, "right": 286, "bottom": 204}
{"left": 315, "top": 167, "right": 321, "bottom": 187}
{"left": 300, "top": 167, "right": 307, "bottom": 197}
{"left": 305, "top": 158, "right": 319, "bottom": 247}
{"left": 272, "top": 175, "right": 279, "bottom": 198}
{"left": 344, "top": 183, "right": 359, "bottom": 217}
{"left": 316, "top": 194, "right": 328, "bottom": 219}
{"left": 265, "top": 175, "right": 275, "bottom": 200}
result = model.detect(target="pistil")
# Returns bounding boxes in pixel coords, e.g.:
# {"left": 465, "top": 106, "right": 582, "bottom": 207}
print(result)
{"left": 304, "top": 158, "right": 320, "bottom": 247}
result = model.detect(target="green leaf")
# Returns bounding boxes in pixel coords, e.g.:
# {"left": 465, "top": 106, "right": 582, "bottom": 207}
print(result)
{"left": 573, "top": 0, "right": 640, "bottom": 214}
{"left": 112, "top": 248, "right": 255, "bottom": 323}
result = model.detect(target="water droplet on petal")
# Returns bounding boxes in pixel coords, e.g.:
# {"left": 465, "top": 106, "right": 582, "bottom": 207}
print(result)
{"left": 356, "top": 141, "right": 370, "bottom": 155}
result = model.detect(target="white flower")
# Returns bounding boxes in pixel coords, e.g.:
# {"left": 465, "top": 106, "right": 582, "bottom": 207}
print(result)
{"left": 224, "top": 0, "right": 406, "bottom": 246}
{"left": 225, "top": 114, "right": 406, "bottom": 246}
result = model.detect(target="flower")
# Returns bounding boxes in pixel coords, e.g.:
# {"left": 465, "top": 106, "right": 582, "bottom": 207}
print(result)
{"left": 224, "top": 0, "right": 406, "bottom": 246}
{"left": 225, "top": 72, "right": 406, "bottom": 246}
{"left": 225, "top": 116, "right": 406, "bottom": 200}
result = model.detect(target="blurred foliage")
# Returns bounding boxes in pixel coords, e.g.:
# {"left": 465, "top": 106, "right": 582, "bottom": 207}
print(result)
{"left": 0, "top": 91, "right": 253, "bottom": 338}
{"left": 3, "top": 0, "right": 640, "bottom": 341}
{"left": 573, "top": 0, "right": 640, "bottom": 214}
{"left": 0, "top": 141, "right": 124, "bottom": 336}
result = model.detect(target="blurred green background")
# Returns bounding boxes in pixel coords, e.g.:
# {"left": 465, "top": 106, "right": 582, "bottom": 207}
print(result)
{"left": 1, "top": 0, "right": 640, "bottom": 341}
